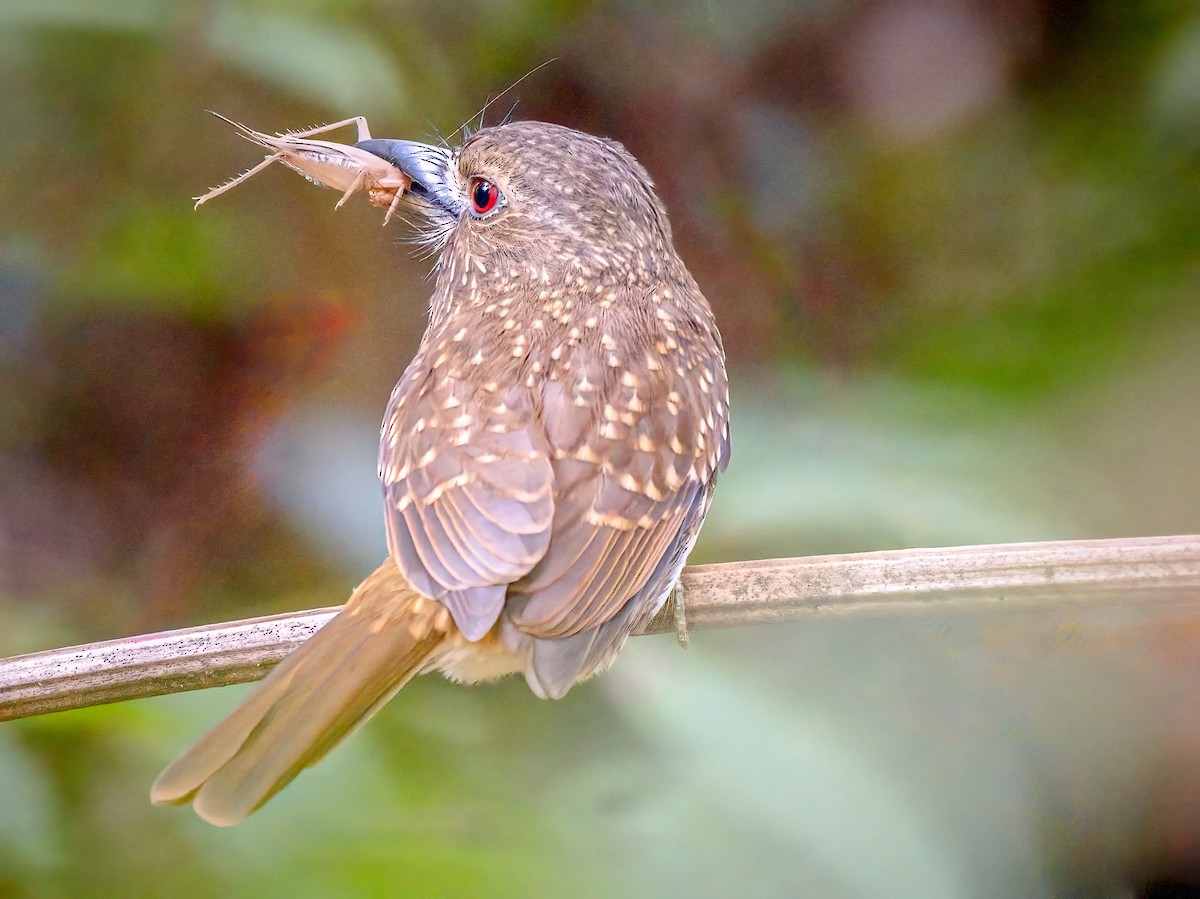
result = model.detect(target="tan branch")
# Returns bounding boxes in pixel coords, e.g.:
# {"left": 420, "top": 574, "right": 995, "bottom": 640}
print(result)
{"left": 3, "top": 535, "right": 1198, "bottom": 722}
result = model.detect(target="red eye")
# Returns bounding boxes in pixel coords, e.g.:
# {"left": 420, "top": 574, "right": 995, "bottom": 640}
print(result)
{"left": 469, "top": 177, "right": 500, "bottom": 216}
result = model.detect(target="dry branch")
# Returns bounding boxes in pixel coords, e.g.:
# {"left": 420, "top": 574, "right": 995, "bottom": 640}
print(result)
{"left": 2, "top": 535, "right": 1198, "bottom": 722}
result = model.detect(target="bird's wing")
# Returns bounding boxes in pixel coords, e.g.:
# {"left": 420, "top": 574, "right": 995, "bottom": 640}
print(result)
{"left": 506, "top": 323, "right": 728, "bottom": 640}
{"left": 380, "top": 347, "right": 555, "bottom": 641}
{"left": 521, "top": 479, "right": 715, "bottom": 698}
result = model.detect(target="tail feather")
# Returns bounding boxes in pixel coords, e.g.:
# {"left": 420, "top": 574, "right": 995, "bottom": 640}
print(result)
{"left": 150, "top": 561, "right": 452, "bottom": 826}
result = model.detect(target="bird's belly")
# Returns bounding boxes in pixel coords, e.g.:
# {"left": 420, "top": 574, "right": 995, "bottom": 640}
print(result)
{"left": 429, "top": 633, "right": 525, "bottom": 685}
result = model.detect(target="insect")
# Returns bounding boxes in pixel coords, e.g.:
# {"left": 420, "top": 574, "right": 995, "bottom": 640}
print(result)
{"left": 194, "top": 113, "right": 411, "bottom": 225}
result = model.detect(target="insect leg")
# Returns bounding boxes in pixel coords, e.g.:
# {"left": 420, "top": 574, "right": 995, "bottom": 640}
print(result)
{"left": 194, "top": 152, "right": 286, "bottom": 208}
{"left": 334, "top": 169, "right": 368, "bottom": 210}
{"left": 382, "top": 188, "right": 404, "bottom": 226}
{"left": 276, "top": 117, "right": 373, "bottom": 142}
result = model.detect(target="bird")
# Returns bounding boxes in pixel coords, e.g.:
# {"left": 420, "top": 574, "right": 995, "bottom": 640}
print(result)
{"left": 151, "top": 120, "right": 731, "bottom": 826}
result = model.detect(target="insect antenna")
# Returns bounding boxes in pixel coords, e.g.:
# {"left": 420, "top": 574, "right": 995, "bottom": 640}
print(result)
{"left": 445, "top": 58, "right": 556, "bottom": 145}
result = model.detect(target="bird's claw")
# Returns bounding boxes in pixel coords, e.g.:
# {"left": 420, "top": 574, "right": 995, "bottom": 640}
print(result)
{"left": 669, "top": 580, "right": 689, "bottom": 649}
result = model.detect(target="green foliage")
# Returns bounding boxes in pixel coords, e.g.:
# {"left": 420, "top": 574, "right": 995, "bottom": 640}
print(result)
{"left": 54, "top": 201, "right": 253, "bottom": 317}
{"left": 2, "top": 1, "right": 1198, "bottom": 896}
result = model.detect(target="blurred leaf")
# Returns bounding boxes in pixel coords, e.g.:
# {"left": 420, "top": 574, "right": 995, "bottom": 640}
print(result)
{"left": 702, "top": 372, "right": 1073, "bottom": 561}
{"left": 605, "top": 647, "right": 981, "bottom": 898}
{"left": 0, "top": 0, "right": 170, "bottom": 32}
{"left": 1150, "top": 13, "right": 1200, "bottom": 142}
{"left": 831, "top": 114, "right": 1200, "bottom": 399}
{"left": 208, "top": 6, "right": 407, "bottom": 118}
{"left": 53, "top": 200, "right": 266, "bottom": 317}
{"left": 0, "top": 729, "right": 63, "bottom": 875}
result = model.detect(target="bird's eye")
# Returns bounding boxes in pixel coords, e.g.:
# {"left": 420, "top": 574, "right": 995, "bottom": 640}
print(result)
{"left": 469, "top": 177, "right": 502, "bottom": 217}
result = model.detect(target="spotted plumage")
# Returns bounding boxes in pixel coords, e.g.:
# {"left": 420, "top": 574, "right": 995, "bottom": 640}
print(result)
{"left": 375, "top": 123, "right": 729, "bottom": 697}
{"left": 152, "top": 121, "right": 729, "bottom": 824}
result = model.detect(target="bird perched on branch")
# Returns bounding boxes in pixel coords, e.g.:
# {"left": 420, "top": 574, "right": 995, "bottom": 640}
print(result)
{"left": 152, "top": 120, "right": 731, "bottom": 825}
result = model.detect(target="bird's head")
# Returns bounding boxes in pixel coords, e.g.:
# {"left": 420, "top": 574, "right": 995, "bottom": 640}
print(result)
{"left": 357, "top": 121, "right": 681, "bottom": 305}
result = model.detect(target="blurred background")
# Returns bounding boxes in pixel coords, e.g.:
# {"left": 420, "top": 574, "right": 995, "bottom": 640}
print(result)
{"left": 1, "top": 1, "right": 1199, "bottom": 896}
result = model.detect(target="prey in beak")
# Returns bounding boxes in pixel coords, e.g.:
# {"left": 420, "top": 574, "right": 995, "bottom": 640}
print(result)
{"left": 354, "top": 139, "right": 459, "bottom": 217}
{"left": 194, "top": 113, "right": 412, "bottom": 226}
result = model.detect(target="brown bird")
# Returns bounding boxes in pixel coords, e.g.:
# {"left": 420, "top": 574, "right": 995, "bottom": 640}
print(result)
{"left": 151, "top": 120, "right": 730, "bottom": 825}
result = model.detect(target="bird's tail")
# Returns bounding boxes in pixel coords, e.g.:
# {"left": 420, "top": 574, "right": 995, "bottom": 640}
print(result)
{"left": 150, "top": 560, "right": 453, "bottom": 826}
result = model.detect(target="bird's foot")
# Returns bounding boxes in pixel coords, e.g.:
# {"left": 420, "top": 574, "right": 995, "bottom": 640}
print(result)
{"left": 668, "top": 579, "right": 689, "bottom": 649}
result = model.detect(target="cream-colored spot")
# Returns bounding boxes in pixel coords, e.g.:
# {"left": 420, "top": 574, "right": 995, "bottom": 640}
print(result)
{"left": 585, "top": 510, "right": 636, "bottom": 531}
{"left": 425, "top": 473, "right": 470, "bottom": 503}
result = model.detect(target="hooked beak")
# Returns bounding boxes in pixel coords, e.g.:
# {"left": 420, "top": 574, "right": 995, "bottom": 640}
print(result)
{"left": 354, "top": 139, "right": 459, "bottom": 215}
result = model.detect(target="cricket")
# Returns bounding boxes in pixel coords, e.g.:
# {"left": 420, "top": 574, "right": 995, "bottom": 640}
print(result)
{"left": 194, "top": 112, "right": 411, "bottom": 225}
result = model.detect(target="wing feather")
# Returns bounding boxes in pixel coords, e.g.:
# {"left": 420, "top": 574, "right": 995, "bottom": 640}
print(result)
{"left": 378, "top": 335, "right": 554, "bottom": 638}
{"left": 378, "top": 292, "right": 729, "bottom": 662}
{"left": 507, "top": 331, "right": 723, "bottom": 641}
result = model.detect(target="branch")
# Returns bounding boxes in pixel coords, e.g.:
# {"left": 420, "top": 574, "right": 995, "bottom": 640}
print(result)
{"left": 2, "top": 535, "right": 1198, "bottom": 722}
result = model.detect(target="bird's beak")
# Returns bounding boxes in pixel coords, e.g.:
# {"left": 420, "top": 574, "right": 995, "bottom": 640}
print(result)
{"left": 354, "top": 139, "right": 458, "bottom": 214}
